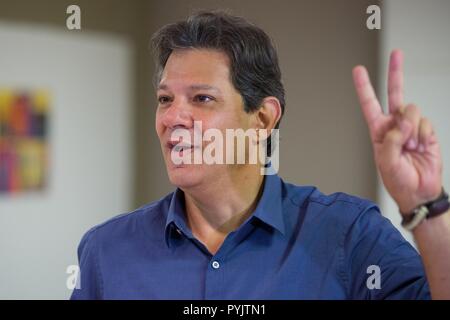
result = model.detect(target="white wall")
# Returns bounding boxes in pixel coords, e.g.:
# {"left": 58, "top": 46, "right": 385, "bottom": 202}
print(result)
{"left": 379, "top": 0, "right": 450, "bottom": 245}
{"left": 0, "top": 23, "right": 133, "bottom": 299}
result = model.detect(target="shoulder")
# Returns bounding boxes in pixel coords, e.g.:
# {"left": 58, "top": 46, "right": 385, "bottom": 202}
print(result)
{"left": 77, "top": 192, "right": 173, "bottom": 255}
{"left": 282, "top": 179, "right": 381, "bottom": 230}
{"left": 307, "top": 189, "right": 381, "bottom": 226}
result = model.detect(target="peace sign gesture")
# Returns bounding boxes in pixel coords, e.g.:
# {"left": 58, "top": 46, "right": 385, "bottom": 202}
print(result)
{"left": 352, "top": 50, "right": 443, "bottom": 214}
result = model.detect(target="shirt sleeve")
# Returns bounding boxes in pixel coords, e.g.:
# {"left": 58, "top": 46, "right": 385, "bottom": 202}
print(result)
{"left": 70, "top": 228, "right": 103, "bottom": 300}
{"left": 344, "top": 205, "right": 430, "bottom": 300}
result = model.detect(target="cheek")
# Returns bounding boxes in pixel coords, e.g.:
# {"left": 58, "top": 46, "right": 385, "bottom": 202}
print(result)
{"left": 204, "top": 108, "right": 248, "bottom": 129}
{"left": 221, "top": 113, "right": 252, "bottom": 131}
{"left": 155, "top": 113, "right": 164, "bottom": 137}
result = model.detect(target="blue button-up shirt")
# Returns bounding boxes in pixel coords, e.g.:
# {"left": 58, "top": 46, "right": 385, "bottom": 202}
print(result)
{"left": 71, "top": 174, "right": 429, "bottom": 299}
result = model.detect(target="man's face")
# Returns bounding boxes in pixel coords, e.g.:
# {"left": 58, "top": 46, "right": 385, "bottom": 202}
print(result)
{"left": 155, "top": 49, "right": 256, "bottom": 189}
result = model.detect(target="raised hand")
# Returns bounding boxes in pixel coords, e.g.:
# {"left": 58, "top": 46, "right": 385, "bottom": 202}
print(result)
{"left": 352, "top": 50, "right": 443, "bottom": 214}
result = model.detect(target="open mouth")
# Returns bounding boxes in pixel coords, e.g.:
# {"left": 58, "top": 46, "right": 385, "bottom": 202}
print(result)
{"left": 167, "top": 141, "right": 195, "bottom": 156}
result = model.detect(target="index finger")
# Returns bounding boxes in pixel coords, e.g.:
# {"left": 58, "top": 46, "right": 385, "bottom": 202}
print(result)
{"left": 352, "top": 65, "right": 383, "bottom": 138}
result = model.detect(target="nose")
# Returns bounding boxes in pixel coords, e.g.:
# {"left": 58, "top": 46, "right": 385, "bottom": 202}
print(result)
{"left": 160, "top": 98, "right": 193, "bottom": 130}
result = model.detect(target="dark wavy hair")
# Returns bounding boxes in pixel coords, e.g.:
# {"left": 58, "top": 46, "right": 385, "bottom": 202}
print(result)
{"left": 151, "top": 10, "right": 285, "bottom": 156}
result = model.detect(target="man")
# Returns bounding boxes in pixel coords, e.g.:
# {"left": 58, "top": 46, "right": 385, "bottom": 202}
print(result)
{"left": 71, "top": 11, "right": 450, "bottom": 299}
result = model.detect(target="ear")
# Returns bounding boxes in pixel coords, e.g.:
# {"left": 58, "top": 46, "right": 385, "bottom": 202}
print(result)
{"left": 254, "top": 97, "right": 282, "bottom": 139}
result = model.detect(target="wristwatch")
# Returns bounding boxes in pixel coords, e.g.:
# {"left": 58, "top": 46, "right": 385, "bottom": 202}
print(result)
{"left": 401, "top": 188, "right": 450, "bottom": 231}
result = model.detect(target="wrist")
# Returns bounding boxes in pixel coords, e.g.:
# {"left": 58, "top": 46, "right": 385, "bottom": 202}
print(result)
{"left": 412, "top": 208, "right": 450, "bottom": 235}
{"left": 398, "top": 189, "right": 443, "bottom": 215}
{"left": 400, "top": 188, "right": 450, "bottom": 231}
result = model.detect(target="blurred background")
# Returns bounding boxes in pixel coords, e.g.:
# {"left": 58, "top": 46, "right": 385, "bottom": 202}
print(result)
{"left": 0, "top": 0, "right": 448, "bottom": 299}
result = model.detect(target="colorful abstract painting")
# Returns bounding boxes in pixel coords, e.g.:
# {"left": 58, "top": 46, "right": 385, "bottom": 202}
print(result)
{"left": 0, "top": 90, "right": 50, "bottom": 193}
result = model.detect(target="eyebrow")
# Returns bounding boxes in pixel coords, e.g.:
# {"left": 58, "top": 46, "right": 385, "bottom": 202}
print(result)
{"left": 157, "top": 83, "right": 221, "bottom": 93}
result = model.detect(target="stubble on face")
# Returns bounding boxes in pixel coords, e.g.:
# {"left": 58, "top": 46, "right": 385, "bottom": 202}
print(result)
{"left": 155, "top": 49, "right": 257, "bottom": 190}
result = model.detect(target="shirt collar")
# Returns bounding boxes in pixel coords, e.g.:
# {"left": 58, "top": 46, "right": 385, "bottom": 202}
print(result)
{"left": 164, "top": 174, "right": 285, "bottom": 248}
{"left": 251, "top": 174, "right": 285, "bottom": 235}
{"left": 164, "top": 188, "right": 193, "bottom": 248}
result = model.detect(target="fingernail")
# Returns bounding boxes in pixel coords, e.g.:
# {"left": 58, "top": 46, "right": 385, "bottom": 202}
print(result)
{"left": 418, "top": 143, "right": 425, "bottom": 153}
{"left": 407, "top": 139, "right": 417, "bottom": 149}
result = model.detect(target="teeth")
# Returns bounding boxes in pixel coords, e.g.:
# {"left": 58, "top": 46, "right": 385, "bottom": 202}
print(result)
{"left": 173, "top": 145, "right": 191, "bottom": 152}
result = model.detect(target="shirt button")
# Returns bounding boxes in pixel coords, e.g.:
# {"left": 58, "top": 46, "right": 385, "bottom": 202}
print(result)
{"left": 211, "top": 260, "right": 220, "bottom": 269}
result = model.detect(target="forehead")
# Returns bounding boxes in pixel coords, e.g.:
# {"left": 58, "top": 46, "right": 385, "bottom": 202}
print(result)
{"left": 159, "top": 49, "right": 232, "bottom": 89}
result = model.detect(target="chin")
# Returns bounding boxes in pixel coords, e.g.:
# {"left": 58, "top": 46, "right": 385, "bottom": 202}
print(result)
{"left": 166, "top": 165, "right": 205, "bottom": 189}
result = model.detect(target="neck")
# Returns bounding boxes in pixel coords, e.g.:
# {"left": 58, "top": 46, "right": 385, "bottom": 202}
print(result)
{"left": 182, "top": 165, "right": 265, "bottom": 254}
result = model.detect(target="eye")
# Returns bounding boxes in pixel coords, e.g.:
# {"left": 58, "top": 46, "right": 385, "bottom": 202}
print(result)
{"left": 157, "top": 95, "right": 172, "bottom": 105}
{"left": 193, "top": 95, "right": 215, "bottom": 103}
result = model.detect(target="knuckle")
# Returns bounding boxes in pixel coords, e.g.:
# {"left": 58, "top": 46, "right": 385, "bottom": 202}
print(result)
{"left": 406, "top": 103, "right": 419, "bottom": 114}
{"left": 384, "top": 130, "right": 399, "bottom": 143}
{"left": 404, "top": 104, "right": 421, "bottom": 122}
